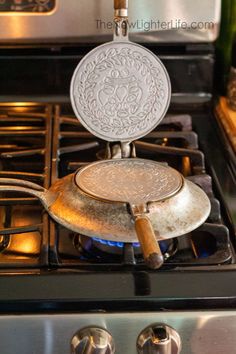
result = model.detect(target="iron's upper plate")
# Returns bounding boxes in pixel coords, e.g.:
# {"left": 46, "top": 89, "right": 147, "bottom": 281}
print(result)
{"left": 70, "top": 41, "right": 171, "bottom": 142}
{"left": 75, "top": 158, "right": 182, "bottom": 205}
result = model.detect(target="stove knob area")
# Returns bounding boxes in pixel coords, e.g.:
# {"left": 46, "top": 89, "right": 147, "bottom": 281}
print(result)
{"left": 137, "top": 324, "right": 181, "bottom": 354}
{"left": 71, "top": 327, "right": 115, "bottom": 354}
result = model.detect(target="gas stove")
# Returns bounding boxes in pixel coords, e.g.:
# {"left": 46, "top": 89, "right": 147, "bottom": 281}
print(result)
{"left": 0, "top": 1, "right": 236, "bottom": 352}
{"left": 0, "top": 102, "right": 233, "bottom": 270}
{"left": 0, "top": 100, "right": 236, "bottom": 353}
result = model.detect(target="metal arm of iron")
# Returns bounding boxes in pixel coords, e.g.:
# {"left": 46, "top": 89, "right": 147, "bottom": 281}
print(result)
{"left": 0, "top": 178, "right": 56, "bottom": 211}
{"left": 0, "top": 178, "right": 45, "bottom": 200}
{"left": 114, "top": 0, "right": 129, "bottom": 40}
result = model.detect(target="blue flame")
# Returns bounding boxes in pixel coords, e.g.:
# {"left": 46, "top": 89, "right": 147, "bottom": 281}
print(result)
{"left": 92, "top": 237, "right": 140, "bottom": 248}
{"left": 92, "top": 237, "right": 168, "bottom": 253}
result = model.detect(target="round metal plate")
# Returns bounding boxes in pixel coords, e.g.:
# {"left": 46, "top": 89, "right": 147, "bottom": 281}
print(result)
{"left": 75, "top": 159, "right": 183, "bottom": 205}
{"left": 70, "top": 41, "right": 171, "bottom": 142}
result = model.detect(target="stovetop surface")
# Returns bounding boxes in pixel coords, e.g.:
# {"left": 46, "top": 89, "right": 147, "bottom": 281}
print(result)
{"left": 0, "top": 101, "right": 235, "bottom": 271}
{"left": 0, "top": 99, "right": 235, "bottom": 311}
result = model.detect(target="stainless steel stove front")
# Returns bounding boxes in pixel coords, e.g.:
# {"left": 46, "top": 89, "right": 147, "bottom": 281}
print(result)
{"left": 0, "top": 0, "right": 221, "bottom": 43}
{"left": 0, "top": 311, "right": 235, "bottom": 354}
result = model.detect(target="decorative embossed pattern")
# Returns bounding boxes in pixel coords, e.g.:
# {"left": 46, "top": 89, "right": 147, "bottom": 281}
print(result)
{"left": 70, "top": 42, "right": 171, "bottom": 142}
{"left": 75, "top": 159, "right": 182, "bottom": 204}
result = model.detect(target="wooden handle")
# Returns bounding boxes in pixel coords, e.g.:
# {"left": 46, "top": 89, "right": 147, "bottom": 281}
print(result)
{"left": 135, "top": 216, "right": 164, "bottom": 269}
{"left": 114, "top": 0, "right": 128, "bottom": 10}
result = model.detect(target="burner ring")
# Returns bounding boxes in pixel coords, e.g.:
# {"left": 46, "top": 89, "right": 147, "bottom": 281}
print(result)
{"left": 74, "top": 234, "right": 178, "bottom": 260}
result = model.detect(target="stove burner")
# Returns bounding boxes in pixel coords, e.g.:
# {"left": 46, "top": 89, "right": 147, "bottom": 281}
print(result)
{"left": 74, "top": 234, "right": 178, "bottom": 261}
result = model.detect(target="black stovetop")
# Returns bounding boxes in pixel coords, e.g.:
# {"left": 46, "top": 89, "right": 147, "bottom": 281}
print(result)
{"left": 0, "top": 42, "right": 236, "bottom": 312}
{"left": 0, "top": 102, "right": 234, "bottom": 274}
{"left": 0, "top": 101, "right": 235, "bottom": 312}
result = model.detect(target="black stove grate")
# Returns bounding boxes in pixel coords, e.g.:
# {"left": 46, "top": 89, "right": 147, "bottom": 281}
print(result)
{"left": 48, "top": 104, "right": 233, "bottom": 269}
{"left": 0, "top": 103, "right": 52, "bottom": 268}
{"left": 0, "top": 102, "right": 233, "bottom": 270}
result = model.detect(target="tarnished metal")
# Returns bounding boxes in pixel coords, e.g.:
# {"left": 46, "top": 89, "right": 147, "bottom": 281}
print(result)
{"left": 0, "top": 171, "right": 211, "bottom": 243}
{"left": 75, "top": 159, "right": 182, "bottom": 204}
{"left": 70, "top": 0, "right": 182, "bottom": 268}
{"left": 106, "top": 142, "right": 136, "bottom": 159}
{"left": 70, "top": 0, "right": 171, "bottom": 143}
{"left": 75, "top": 158, "right": 205, "bottom": 269}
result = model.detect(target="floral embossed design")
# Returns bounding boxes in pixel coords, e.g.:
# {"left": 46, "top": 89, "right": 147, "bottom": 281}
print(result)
{"left": 98, "top": 69, "right": 143, "bottom": 120}
{"left": 76, "top": 159, "right": 182, "bottom": 204}
{"left": 72, "top": 43, "right": 170, "bottom": 141}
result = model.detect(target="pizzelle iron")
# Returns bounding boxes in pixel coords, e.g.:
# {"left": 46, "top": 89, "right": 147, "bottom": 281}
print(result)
{"left": 0, "top": 0, "right": 211, "bottom": 269}
{"left": 0, "top": 163, "right": 211, "bottom": 269}
{"left": 70, "top": 0, "right": 172, "bottom": 267}
{"left": 70, "top": 0, "right": 171, "bottom": 143}
{"left": 75, "top": 159, "right": 185, "bottom": 268}
{"left": 69, "top": 0, "right": 210, "bottom": 268}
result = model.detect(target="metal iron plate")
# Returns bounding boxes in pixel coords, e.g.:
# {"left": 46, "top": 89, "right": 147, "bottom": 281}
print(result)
{"left": 48, "top": 174, "right": 210, "bottom": 241}
{"left": 75, "top": 158, "right": 182, "bottom": 205}
{"left": 70, "top": 41, "right": 171, "bottom": 142}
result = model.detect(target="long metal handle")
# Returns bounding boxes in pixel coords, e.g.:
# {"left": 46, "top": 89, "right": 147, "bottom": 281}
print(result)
{"left": 135, "top": 216, "right": 164, "bottom": 269}
{"left": 114, "top": 0, "right": 128, "bottom": 41}
{"left": 0, "top": 178, "right": 46, "bottom": 201}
